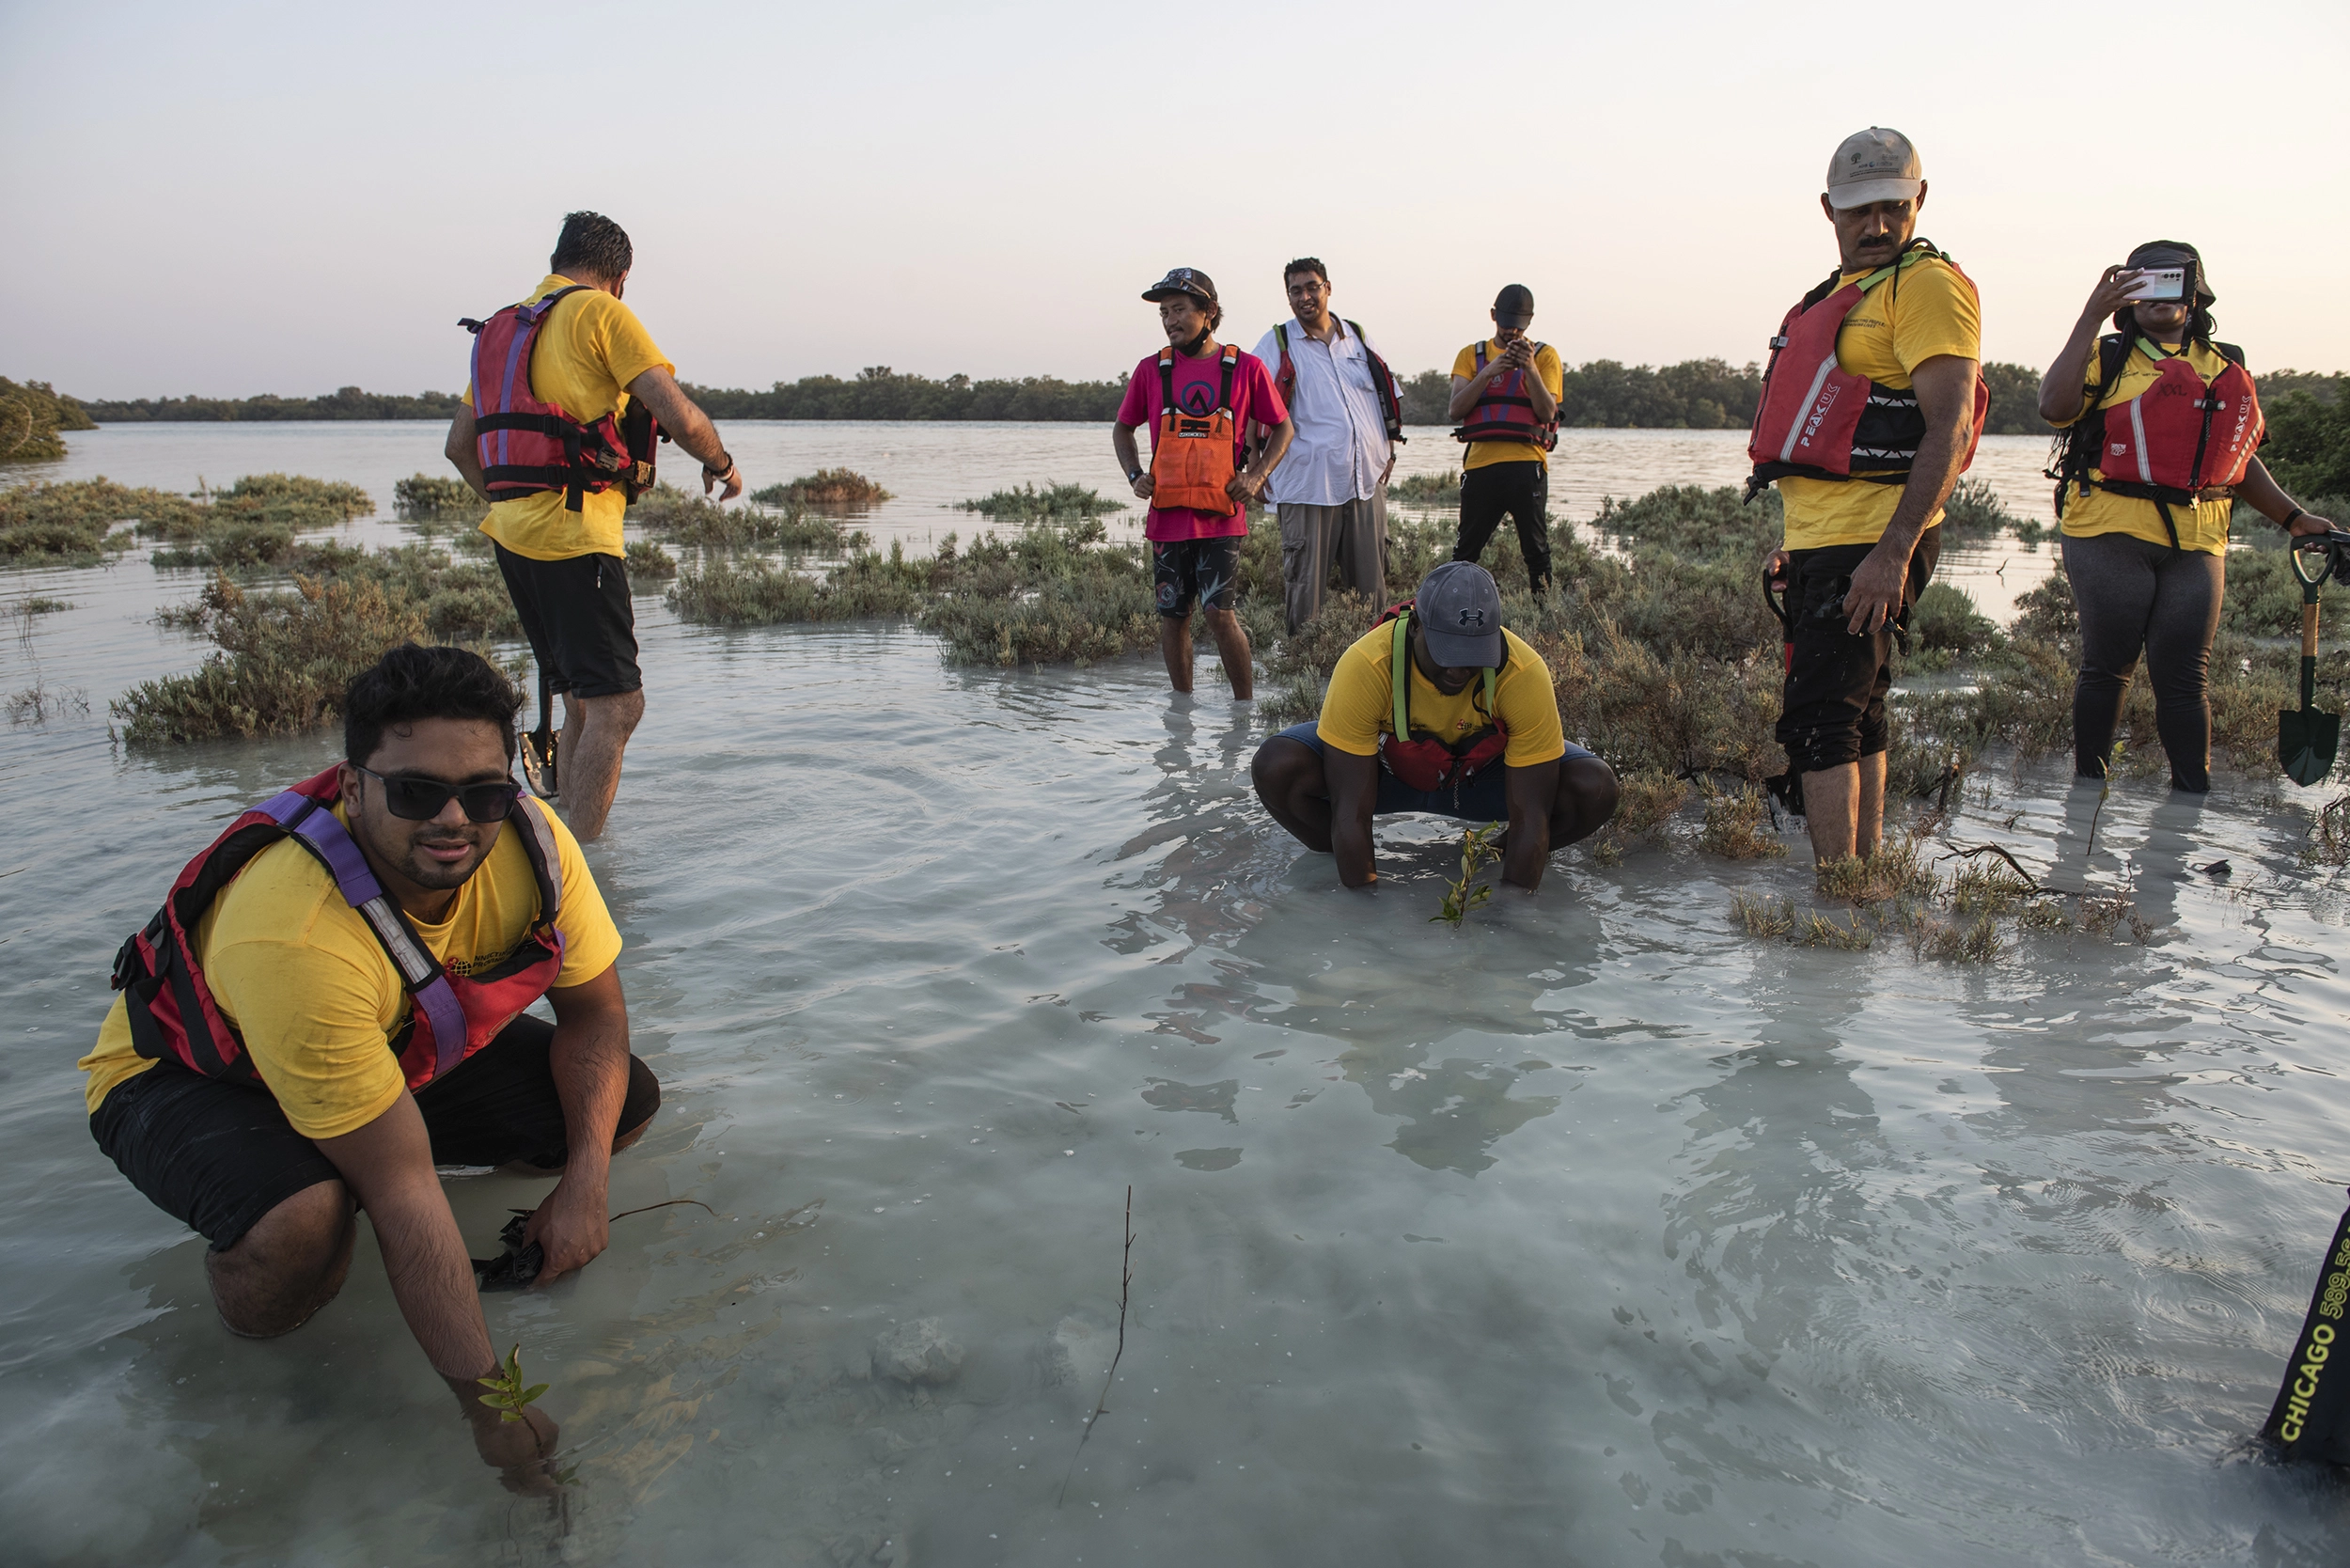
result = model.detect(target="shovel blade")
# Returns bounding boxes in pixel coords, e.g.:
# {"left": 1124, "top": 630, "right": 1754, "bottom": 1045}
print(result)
{"left": 2280, "top": 706, "right": 2342, "bottom": 787}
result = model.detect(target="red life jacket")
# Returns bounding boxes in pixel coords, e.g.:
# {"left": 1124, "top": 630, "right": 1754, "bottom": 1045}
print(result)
{"left": 1270, "top": 320, "right": 1407, "bottom": 444}
{"left": 110, "top": 767, "right": 568, "bottom": 1093}
{"left": 1371, "top": 602, "right": 1510, "bottom": 792}
{"left": 1746, "top": 242, "right": 1988, "bottom": 497}
{"left": 1452, "top": 342, "right": 1559, "bottom": 452}
{"left": 461, "top": 284, "right": 662, "bottom": 513}
{"left": 2065, "top": 338, "right": 2263, "bottom": 532}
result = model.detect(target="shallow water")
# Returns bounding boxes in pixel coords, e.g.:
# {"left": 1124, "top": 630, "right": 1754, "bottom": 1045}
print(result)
{"left": 6, "top": 428, "right": 2348, "bottom": 1566}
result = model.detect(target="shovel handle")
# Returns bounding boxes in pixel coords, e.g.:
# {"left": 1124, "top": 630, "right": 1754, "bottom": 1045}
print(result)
{"left": 2307, "top": 600, "right": 2323, "bottom": 661}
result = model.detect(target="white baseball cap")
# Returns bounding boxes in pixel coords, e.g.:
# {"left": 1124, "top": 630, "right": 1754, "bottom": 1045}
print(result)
{"left": 1825, "top": 127, "right": 1922, "bottom": 210}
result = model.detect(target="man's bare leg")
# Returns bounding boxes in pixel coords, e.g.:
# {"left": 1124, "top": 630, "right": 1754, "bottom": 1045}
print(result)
{"left": 1802, "top": 753, "right": 1888, "bottom": 863}
{"left": 558, "top": 689, "right": 645, "bottom": 841}
{"left": 1200, "top": 606, "right": 1253, "bottom": 699}
{"left": 1159, "top": 615, "right": 1195, "bottom": 694}
{"left": 206, "top": 1179, "right": 356, "bottom": 1338}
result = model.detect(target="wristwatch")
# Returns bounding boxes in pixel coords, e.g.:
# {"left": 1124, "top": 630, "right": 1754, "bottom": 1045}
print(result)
{"left": 1126, "top": 467, "right": 1143, "bottom": 483}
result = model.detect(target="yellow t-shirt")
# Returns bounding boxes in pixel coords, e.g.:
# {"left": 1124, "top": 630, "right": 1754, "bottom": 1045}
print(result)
{"left": 464, "top": 274, "right": 673, "bottom": 561}
{"left": 1778, "top": 253, "right": 1982, "bottom": 551}
{"left": 1318, "top": 622, "right": 1566, "bottom": 768}
{"left": 1449, "top": 340, "right": 1565, "bottom": 470}
{"left": 2052, "top": 338, "right": 2236, "bottom": 556}
{"left": 80, "top": 798, "right": 623, "bottom": 1138}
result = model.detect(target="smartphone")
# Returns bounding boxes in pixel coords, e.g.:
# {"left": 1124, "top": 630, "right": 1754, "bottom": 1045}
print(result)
{"left": 2123, "top": 266, "right": 2188, "bottom": 303}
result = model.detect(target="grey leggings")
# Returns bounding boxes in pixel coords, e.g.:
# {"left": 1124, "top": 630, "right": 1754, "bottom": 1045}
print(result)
{"left": 2062, "top": 530, "right": 2224, "bottom": 791}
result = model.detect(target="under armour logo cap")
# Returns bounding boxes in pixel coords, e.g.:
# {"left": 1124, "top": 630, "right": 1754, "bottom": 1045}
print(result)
{"left": 1825, "top": 127, "right": 1922, "bottom": 211}
{"left": 1417, "top": 560, "right": 1505, "bottom": 668}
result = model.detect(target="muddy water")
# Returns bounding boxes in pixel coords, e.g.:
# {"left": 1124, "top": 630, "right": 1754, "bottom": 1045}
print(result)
{"left": 4, "top": 427, "right": 2345, "bottom": 1566}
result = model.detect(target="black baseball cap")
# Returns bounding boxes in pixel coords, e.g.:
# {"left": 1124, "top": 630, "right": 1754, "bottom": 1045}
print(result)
{"left": 1143, "top": 268, "right": 1218, "bottom": 305}
{"left": 1493, "top": 284, "right": 1535, "bottom": 329}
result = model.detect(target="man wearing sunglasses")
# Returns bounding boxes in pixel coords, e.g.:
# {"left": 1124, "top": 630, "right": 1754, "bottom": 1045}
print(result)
{"left": 81, "top": 644, "right": 656, "bottom": 1490}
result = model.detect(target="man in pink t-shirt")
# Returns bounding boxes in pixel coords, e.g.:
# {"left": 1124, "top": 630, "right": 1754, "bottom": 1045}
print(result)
{"left": 1112, "top": 267, "right": 1293, "bottom": 699}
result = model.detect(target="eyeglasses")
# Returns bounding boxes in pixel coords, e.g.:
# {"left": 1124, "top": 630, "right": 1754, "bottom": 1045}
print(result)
{"left": 354, "top": 765, "right": 521, "bottom": 823}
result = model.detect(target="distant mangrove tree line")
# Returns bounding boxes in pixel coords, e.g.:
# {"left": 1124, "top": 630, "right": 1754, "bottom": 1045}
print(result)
{"left": 24, "top": 364, "right": 2345, "bottom": 440}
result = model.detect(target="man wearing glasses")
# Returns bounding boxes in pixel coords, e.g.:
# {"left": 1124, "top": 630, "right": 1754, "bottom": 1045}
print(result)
{"left": 80, "top": 644, "right": 654, "bottom": 1489}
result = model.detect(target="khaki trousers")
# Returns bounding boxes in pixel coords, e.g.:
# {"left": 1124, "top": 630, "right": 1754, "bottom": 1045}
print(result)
{"left": 1277, "top": 493, "right": 1388, "bottom": 633}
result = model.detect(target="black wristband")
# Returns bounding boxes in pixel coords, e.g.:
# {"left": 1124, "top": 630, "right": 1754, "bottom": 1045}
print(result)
{"left": 703, "top": 451, "right": 734, "bottom": 478}
{"left": 2284, "top": 506, "right": 2306, "bottom": 528}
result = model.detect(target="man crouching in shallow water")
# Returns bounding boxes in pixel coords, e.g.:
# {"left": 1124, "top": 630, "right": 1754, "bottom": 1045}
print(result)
{"left": 80, "top": 644, "right": 659, "bottom": 1491}
{"left": 1251, "top": 561, "right": 1619, "bottom": 890}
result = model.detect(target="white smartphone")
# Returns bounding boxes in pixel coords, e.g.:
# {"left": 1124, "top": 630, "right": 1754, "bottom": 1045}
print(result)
{"left": 2123, "top": 266, "right": 2187, "bottom": 303}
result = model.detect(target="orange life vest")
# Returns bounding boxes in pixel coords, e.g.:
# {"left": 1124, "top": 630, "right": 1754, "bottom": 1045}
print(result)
{"left": 1149, "top": 345, "right": 1240, "bottom": 514}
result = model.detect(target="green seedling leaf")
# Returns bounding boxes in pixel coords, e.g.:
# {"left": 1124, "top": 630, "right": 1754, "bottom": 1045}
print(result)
{"left": 477, "top": 1342, "right": 548, "bottom": 1423}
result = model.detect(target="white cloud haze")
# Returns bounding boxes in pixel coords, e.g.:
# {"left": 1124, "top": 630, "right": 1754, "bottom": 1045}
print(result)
{"left": 4, "top": 0, "right": 2344, "bottom": 400}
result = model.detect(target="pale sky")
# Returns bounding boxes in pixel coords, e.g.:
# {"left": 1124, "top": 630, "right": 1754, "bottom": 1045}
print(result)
{"left": 5, "top": 0, "right": 2345, "bottom": 400}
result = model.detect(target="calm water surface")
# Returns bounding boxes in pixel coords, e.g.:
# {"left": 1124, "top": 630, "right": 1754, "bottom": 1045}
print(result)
{"left": 3, "top": 427, "right": 2345, "bottom": 1566}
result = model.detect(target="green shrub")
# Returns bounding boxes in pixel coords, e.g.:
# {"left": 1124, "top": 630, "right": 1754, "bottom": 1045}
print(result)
{"left": 2264, "top": 390, "right": 2350, "bottom": 500}
{"left": 1389, "top": 471, "right": 1460, "bottom": 508}
{"left": 624, "top": 540, "right": 677, "bottom": 581}
{"left": 1940, "top": 477, "right": 2023, "bottom": 537}
{"left": 2, "top": 478, "right": 189, "bottom": 564}
{"left": 0, "top": 379, "right": 94, "bottom": 463}
{"left": 115, "top": 573, "right": 431, "bottom": 744}
{"left": 1910, "top": 583, "right": 2000, "bottom": 654}
{"left": 666, "top": 549, "right": 925, "bottom": 625}
{"left": 393, "top": 472, "right": 488, "bottom": 521}
{"left": 630, "top": 483, "right": 863, "bottom": 550}
{"left": 749, "top": 468, "right": 893, "bottom": 506}
{"left": 953, "top": 481, "right": 1125, "bottom": 521}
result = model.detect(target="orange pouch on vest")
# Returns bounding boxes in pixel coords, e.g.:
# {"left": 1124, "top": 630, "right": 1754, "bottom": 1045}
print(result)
{"left": 1149, "top": 346, "right": 1240, "bottom": 514}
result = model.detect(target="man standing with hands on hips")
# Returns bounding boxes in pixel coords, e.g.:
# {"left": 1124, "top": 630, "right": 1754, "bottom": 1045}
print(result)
{"left": 1748, "top": 129, "right": 1986, "bottom": 867}
{"left": 1113, "top": 268, "right": 1294, "bottom": 699}
{"left": 1250, "top": 258, "right": 1407, "bottom": 632}
{"left": 1448, "top": 285, "right": 1564, "bottom": 597}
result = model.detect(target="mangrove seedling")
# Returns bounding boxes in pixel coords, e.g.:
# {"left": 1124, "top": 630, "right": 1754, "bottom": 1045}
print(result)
{"left": 478, "top": 1343, "right": 549, "bottom": 1424}
{"left": 1433, "top": 823, "right": 1502, "bottom": 926}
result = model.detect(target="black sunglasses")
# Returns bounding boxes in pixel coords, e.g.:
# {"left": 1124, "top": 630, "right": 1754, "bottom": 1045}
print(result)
{"left": 354, "top": 764, "right": 522, "bottom": 823}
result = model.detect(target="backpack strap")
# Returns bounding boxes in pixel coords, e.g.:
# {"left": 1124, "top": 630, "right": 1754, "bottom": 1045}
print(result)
{"left": 1156, "top": 349, "right": 1177, "bottom": 419}
{"left": 1216, "top": 344, "right": 1238, "bottom": 413}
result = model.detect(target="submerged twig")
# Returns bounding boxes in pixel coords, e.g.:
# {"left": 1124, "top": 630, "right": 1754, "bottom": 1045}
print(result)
{"left": 1939, "top": 843, "right": 2041, "bottom": 890}
{"left": 1058, "top": 1185, "right": 1135, "bottom": 1507}
{"left": 1432, "top": 823, "right": 1502, "bottom": 926}
{"left": 607, "top": 1198, "right": 715, "bottom": 1225}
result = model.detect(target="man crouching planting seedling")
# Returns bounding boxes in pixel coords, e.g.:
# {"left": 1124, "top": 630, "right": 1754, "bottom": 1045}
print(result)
{"left": 1251, "top": 561, "right": 1619, "bottom": 895}
{"left": 80, "top": 644, "right": 662, "bottom": 1493}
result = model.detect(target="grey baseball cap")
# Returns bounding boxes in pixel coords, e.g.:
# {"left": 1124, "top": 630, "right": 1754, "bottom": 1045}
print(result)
{"left": 1825, "top": 127, "right": 1922, "bottom": 210}
{"left": 1417, "top": 561, "right": 1505, "bottom": 668}
{"left": 1493, "top": 283, "right": 1535, "bottom": 329}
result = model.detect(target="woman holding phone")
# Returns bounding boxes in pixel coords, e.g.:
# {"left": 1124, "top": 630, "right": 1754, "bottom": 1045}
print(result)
{"left": 2040, "top": 239, "right": 2334, "bottom": 792}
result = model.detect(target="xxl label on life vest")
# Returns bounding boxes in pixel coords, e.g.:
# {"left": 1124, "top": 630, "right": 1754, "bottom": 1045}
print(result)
{"left": 2263, "top": 1196, "right": 2350, "bottom": 1463}
{"left": 2097, "top": 355, "right": 2263, "bottom": 494}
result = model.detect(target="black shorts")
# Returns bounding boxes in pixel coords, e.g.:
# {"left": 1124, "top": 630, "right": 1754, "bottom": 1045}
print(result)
{"left": 89, "top": 1014, "right": 661, "bottom": 1251}
{"left": 1774, "top": 528, "right": 1941, "bottom": 775}
{"left": 494, "top": 543, "right": 642, "bottom": 698}
{"left": 1152, "top": 537, "right": 1243, "bottom": 619}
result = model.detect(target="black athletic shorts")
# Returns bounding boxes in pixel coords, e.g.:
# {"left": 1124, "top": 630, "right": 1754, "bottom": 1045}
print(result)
{"left": 89, "top": 1014, "right": 661, "bottom": 1252}
{"left": 1774, "top": 527, "right": 1941, "bottom": 775}
{"left": 1152, "top": 536, "right": 1243, "bottom": 619}
{"left": 494, "top": 543, "right": 642, "bottom": 698}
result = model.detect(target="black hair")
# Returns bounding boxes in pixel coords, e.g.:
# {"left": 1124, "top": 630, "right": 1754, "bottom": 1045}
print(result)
{"left": 2111, "top": 302, "right": 2217, "bottom": 348}
{"left": 1283, "top": 257, "right": 1329, "bottom": 286}
{"left": 1163, "top": 293, "right": 1222, "bottom": 332}
{"left": 344, "top": 644, "right": 522, "bottom": 767}
{"left": 550, "top": 211, "right": 633, "bottom": 282}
